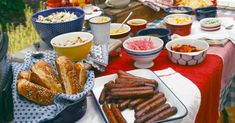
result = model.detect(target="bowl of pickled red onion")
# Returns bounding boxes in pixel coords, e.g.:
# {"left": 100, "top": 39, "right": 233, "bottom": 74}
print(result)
{"left": 123, "top": 36, "right": 164, "bottom": 68}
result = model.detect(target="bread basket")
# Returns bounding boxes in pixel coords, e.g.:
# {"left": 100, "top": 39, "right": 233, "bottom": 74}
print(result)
{"left": 12, "top": 51, "right": 94, "bottom": 123}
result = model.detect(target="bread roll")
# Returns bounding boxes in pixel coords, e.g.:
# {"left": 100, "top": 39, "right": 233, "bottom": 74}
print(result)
{"left": 17, "top": 79, "right": 56, "bottom": 105}
{"left": 56, "top": 56, "right": 82, "bottom": 94}
{"left": 18, "top": 71, "right": 31, "bottom": 80}
{"left": 75, "top": 63, "right": 87, "bottom": 89}
{"left": 31, "top": 61, "right": 63, "bottom": 93}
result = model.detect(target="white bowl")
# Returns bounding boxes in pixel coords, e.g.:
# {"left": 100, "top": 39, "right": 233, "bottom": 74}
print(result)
{"left": 200, "top": 18, "right": 221, "bottom": 28}
{"left": 110, "top": 23, "right": 131, "bottom": 39}
{"left": 123, "top": 36, "right": 164, "bottom": 68}
{"left": 200, "top": 18, "right": 221, "bottom": 31}
{"left": 165, "top": 38, "right": 209, "bottom": 66}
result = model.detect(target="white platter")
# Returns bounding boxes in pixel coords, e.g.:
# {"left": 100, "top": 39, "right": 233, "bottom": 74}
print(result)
{"left": 92, "top": 69, "right": 188, "bottom": 123}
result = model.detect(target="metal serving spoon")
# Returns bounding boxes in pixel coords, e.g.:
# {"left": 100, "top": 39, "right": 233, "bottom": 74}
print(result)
{"left": 115, "top": 11, "right": 133, "bottom": 33}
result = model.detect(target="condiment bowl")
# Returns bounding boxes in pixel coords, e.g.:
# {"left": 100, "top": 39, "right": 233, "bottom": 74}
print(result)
{"left": 195, "top": 6, "right": 217, "bottom": 21}
{"left": 110, "top": 23, "right": 131, "bottom": 40}
{"left": 31, "top": 7, "right": 85, "bottom": 47}
{"left": 123, "top": 36, "right": 164, "bottom": 68}
{"left": 165, "top": 38, "right": 209, "bottom": 66}
{"left": 51, "top": 32, "right": 93, "bottom": 61}
{"left": 200, "top": 18, "right": 221, "bottom": 31}
{"left": 164, "top": 14, "right": 193, "bottom": 36}
{"left": 127, "top": 19, "right": 147, "bottom": 35}
{"left": 137, "top": 28, "right": 171, "bottom": 46}
{"left": 164, "top": 6, "right": 193, "bottom": 15}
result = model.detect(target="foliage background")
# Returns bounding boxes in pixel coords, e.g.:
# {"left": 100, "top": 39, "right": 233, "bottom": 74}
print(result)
{"left": 0, "top": 0, "right": 46, "bottom": 30}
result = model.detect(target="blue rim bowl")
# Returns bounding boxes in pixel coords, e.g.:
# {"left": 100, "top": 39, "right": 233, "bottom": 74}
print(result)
{"left": 31, "top": 7, "right": 85, "bottom": 47}
{"left": 195, "top": 6, "right": 217, "bottom": 21}
{"left": 137, "top": 28, "right": 171, "bottom": 46}
{"left": 164, "top": 6, "right": 193, "bottom": 15}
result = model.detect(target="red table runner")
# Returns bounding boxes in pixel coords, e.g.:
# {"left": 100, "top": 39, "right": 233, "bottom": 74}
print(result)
{"left": 98, "top": 49, "right": 223, "bottom": 123}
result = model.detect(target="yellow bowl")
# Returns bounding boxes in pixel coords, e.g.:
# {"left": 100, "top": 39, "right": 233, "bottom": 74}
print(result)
{"left": 51, "top": 32, "right": 93, "bottom": 61}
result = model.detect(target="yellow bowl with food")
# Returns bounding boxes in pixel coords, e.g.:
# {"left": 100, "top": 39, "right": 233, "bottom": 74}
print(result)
{"left": 110, "top": 23, "right": 131, "bottom": 39}
{"left": 51, "top": 32, "right": 93, "bottom": 61}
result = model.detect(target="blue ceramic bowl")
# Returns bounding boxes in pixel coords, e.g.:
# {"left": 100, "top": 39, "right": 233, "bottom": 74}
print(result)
{"left": 137, "top": 28, "right": 171, "bottom": 46}
{"left": 31, "top": 7, "right": 85, "bottom": 47}
{"left": 164, "top": 6, "right": 193, "bottom": 15}
{"left": 195, "top": 6, "right": 217, "bottom": 21}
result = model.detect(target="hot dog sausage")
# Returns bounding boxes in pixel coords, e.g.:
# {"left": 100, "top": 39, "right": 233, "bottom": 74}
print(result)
{"left": 110, "top": 87, "right": 154, "bottom": 93}
{"left": 145, "top": 106, "right": 178, "bottom": 123}
{"left": 111, "top": 103, "right": 127, "bottom": 123}
{"left": 105, "top": 82, "right": 145, "bottom": 89}
{"left": 135, "top": 92, "right": 164, "bottom": 111}
{"left": 115, "top": 78, "right": 157, "bottom": 85}
{"left": 117, "top": 70, "right": 133, "bottom": 77}
{"left": 118, "top": 99, "right": 131, "bottom": 111}
{"left": 102, "top": 103, "right": 118, "bottom": 123}
{"left": 134, "top": 104, "right": 171, "bottom": 123}
{"left": 99, "top": 87, "right": 107, "bottom": 104}
{"left": 135, "top": 97, "right": 167, "bottom": 118}
{"left": 110, "top": 89, "right": 154, "bottom": 99}
{"left": 128, "top": 98, "right": 148, "bottom": 109}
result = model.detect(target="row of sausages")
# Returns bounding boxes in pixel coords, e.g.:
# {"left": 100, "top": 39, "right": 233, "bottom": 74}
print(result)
{"left": 99, "top": 70, "right": 177, "bottom": 123}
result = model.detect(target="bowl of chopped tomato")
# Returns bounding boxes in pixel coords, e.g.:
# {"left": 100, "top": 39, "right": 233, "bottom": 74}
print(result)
{"left": 165, "top": 38, "right": 209, "bottom": 65}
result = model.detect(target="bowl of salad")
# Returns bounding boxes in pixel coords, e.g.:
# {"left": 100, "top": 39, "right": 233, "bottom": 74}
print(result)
{"left": 51, "top": 32, "right": 93, "bottom": 61}
{"left": 31, "top": 7, "right": 85, "bottom": 47}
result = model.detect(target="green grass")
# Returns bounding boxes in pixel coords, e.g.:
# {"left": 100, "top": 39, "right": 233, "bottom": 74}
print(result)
{"left": 7, "top": 2, "right": 45, "bottom": 54}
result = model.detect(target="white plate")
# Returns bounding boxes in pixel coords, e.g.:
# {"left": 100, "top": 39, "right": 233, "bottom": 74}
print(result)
{"left": 92, "top": 69, "right": 188, "bottom": 123}
{"left": 84, "top": 6, "right": 102, "bottom": 20}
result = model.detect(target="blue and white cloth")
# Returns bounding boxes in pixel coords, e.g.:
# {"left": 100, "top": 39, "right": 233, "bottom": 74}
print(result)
{"left": 12, "top": 51, "right": 94, "bottom": 122}
{"left": 220, "top": 73, "right": 235, "bottom": 110}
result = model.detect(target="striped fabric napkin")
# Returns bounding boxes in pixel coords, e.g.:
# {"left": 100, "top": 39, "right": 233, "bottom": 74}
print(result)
{"left": 138, "top": 0, "right": 174, "bottom": 11}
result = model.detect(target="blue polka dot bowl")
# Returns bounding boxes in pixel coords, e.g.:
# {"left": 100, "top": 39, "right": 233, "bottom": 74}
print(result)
{"left": 165, "top": 38, "right": 209, "bottom": 66}
{"left": 31, "top": 7, "right": 85, "bottom": 47}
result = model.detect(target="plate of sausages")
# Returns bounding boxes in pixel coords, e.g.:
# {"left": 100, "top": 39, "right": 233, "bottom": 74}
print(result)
{"left": 92, "top": 69, "right": 188, "bottom": 123}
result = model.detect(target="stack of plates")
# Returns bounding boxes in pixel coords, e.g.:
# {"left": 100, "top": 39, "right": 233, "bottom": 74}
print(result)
{"left": 200, "top": 18, "right": 221, "bottom": 31}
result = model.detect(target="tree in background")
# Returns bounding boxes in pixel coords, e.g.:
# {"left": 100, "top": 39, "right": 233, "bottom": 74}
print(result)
{"left": 0, "top": 0, "right": 25, "bottom": 30}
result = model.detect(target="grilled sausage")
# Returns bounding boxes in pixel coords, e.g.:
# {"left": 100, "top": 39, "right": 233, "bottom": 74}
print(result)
{"left": 110, "top": 89, "right": 155, "bottom": 99}
{"left": 134, "top": 104, "right": 171, "bottom": 123}
{"left": 128, "top": 98, "right": 148, "bottom": 109}
{"left": 110, "top": 87, "right": 154, "bottom": 93}
{"left": 135, "top": 97, "right": 167, "bottom": 118}
{"left": 102, "top": 103, "right": 118, "bottom": 123}
{"left": 118, "top": 99, "right": 131, "bottom": 111}
{"left": 145, "top": 106, "right": 178, "bottom": 123}
{"left": 115, "top": 78, "right": 157, "bottom": 85}
{"left": 135, "top": 92, "right": 164, "bottom": 111}
{"left": 111, "top": 103, "right": 127, "bottom": 123}
{"left": 105, "top": 82, "right": 145, "bottom": 89}
{"left": 99, "top": 87, "right": 107, "bottom": 104}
